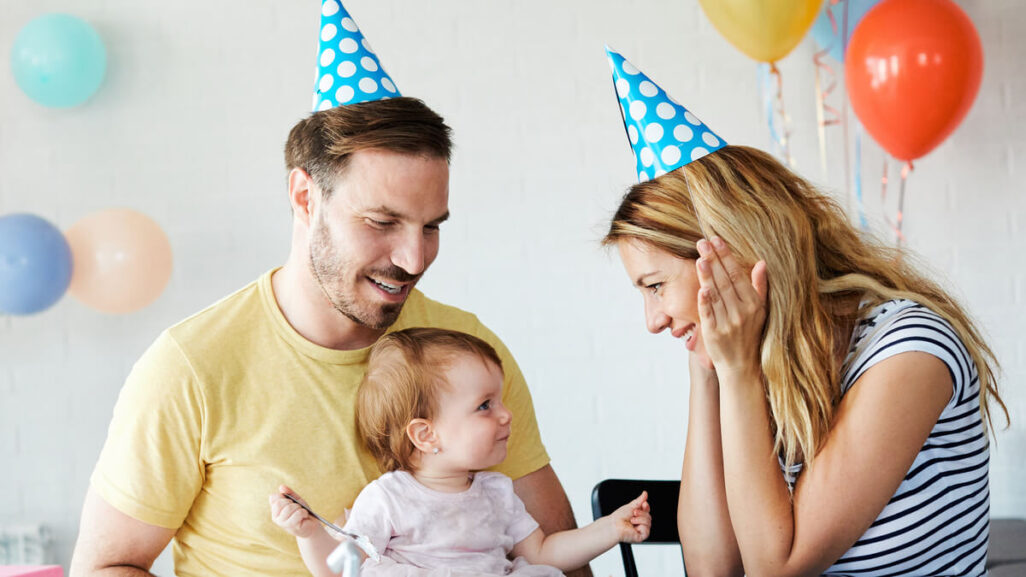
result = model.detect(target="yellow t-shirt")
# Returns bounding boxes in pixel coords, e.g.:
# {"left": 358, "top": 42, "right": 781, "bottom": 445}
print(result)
{"left": 90, "top": 269, "right": 550, "bottom": 576}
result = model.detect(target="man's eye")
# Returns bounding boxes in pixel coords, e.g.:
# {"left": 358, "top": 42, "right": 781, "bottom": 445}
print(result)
{"left": 424, "top": 224, "right": 440, "bottom": 234}
{"left": 367, "top": 219, "right": 395, "bottom": 228}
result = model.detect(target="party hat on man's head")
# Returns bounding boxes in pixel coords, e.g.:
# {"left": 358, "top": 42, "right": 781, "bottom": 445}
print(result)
{"left": 605, "top": 47, "right": 726, "bottom": 182}
{"left": 312, "top": 0, "right": 400, "bottom": 111}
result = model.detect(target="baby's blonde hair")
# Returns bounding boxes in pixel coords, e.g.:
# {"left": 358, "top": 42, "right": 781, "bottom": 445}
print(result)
{"left": 357, "top": 327, "right": 503, "bottom": 472}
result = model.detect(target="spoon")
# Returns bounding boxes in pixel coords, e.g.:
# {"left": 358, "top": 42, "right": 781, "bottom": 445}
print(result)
{"left": 282, "top": 493, "right": 380, "bottom": 561}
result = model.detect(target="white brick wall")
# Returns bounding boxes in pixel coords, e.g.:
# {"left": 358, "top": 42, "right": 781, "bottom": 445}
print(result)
{"left": 1, "top": 1, "right": 1023, "bottom": 575}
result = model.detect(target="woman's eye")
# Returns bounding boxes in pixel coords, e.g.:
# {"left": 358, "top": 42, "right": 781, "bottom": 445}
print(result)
{"left": 647, "top": 282, "right": 663, "bottom": 295}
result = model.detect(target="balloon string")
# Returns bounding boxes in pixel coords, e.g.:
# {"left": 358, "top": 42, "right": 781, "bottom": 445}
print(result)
{"left": 814, "top": 0, "right": 834, "bottom": 177}
{"left": 769, "top": 62, "right": 795, "bottom": 168}
{"left": 819, "top": 0, "right": 856, "bottom": 218}
{"left": 760, "top": 64, "right": 780, "bottom": 157}
{"left": 826, "top": 0, "right": 851, "bottom": 59}
{"left": 813, "top": 52, "right": 829, "bottom": 177}
{"left": 881, "top": 158, "right": 912, "bottom": 245}
{"left": 839, "top": 0, "right": 853, "bottom": 218}
{"left": 854, "top": 122, "right": 867, "bottom": 230}
{"left": 813, "top": 50, "right": 841, "bottom": 168}
{"left": 880, "top": 157, "right": 893, "bottom": 240}
{"left": 895, "top": 161, "right": 913, "bottom": 245}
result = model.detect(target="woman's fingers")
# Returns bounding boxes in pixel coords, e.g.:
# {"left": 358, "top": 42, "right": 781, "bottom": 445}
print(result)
{"left": 696, "top": 257, "right": 728, "bottom": 331}
{"left": 700, "top": 283, "right": 727, "bottom": 331}
{"left": 751, "top": 260, "right": 769, "bottom": 303}
{"left": 703, "top": 237, "right": 769, "bottom": 312}
{"left": 698, "top": 239, "right": 741, "bottom": 306}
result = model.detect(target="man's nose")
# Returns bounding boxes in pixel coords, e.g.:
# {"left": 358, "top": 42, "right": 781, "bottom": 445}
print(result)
{"left": 391, "top": 231, "right": 427, "bottom": 276}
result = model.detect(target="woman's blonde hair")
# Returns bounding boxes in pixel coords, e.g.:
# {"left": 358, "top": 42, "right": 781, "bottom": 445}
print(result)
{"left": 604, "top": 145, "right": 1007, "bottom": 469}
{"left": 357, "top": 327, "right": 503, "bottom": 472}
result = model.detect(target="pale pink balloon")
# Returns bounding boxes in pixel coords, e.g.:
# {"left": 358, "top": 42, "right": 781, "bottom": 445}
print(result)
{"left": 65, "top": 209, "right": 172, "bottom": 314}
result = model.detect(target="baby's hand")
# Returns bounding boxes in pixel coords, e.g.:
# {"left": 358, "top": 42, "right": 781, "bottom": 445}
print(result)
{"left": 269, "top": 485, "right": 320, "bottom": 539}
{"left": 610, "top": 491, "right": 651, "bottom": 544}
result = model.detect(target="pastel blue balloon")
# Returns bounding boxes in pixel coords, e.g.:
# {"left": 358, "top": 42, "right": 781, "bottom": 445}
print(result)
{"left": 11, "top": 13, "right": 107, "bottom": 108}
{"left": 811, "top": 0, "right": 881, "bottom": 62}
{"left": 0, "top": 214, "right": 73, "bottom": 315}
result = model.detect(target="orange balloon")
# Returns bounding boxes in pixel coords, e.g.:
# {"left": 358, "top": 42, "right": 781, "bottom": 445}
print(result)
{"left": 845, "top": 0, "right": 983, "bottom": 161}
{"left": 65, "top": 209, "right": 173, "bottom": 314}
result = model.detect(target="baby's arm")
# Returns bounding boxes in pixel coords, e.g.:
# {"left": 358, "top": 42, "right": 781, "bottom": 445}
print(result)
{"left": 269, "top": 485, "right": 355, "bottom": 577}
{"left": 511, "top": 491, "right": 650, "bottom": 571}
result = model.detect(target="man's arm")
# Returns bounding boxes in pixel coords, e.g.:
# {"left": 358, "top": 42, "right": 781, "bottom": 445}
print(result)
{"left": 513, "top": 465, "right": 594, "bottom": 577}
{"left": 69, "top": 487, "right": 176, "bottom": 577}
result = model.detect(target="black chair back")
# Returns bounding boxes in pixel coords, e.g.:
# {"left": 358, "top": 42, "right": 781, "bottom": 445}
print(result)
{"left": 591, "top": 479, "right": 684, "bottom": 577}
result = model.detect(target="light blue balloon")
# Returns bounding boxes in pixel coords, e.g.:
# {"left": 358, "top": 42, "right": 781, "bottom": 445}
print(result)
{"left": 811, "top": 0, "right": 881, "bottom": 62}
{"left": 10, "top": 13, "right": 108, "bottom": 108}
{"left": 0, "top": 214, "right": 73, "bottom": 315}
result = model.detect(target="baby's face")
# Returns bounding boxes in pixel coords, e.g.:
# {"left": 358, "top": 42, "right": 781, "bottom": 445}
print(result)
{"left": 430, "top": 356, "right": 511, "bottom": 471}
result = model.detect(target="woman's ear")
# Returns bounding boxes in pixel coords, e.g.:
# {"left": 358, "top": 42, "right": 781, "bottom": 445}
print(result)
{"left": 406, "top": 418, "right": 437, "bottom": 453}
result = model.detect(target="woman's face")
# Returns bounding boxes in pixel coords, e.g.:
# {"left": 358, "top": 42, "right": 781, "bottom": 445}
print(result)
{"left": 617, "top": 239, "right": 712, "bottom": 369}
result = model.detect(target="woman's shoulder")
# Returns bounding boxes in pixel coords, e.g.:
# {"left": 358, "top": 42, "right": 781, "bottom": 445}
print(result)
{"left": 858, "top": 298, "right": 929, "bottom": 325}
{"left": 850, "top": 299, "right": 957, "bottom": 353}
{"left": 844, "top": 298, "right": 971, "bottom": 394}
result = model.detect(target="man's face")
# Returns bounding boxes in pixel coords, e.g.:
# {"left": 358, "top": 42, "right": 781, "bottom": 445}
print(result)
{"left": 308, "top": 149, "right": 449, "bottom": 330}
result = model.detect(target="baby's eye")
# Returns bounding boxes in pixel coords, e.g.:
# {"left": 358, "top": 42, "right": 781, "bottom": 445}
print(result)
{"left": 477, "top": 400, "right": 491, "bottom": 411}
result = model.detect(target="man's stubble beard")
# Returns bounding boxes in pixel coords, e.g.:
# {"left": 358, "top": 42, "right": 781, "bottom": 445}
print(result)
{"left": 308, "top": 218, "right": 406, "bottom": 331}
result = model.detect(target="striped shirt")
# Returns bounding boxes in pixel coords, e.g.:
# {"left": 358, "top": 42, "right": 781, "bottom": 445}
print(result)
{"left": 790, "top": 300, "right": 990, "bottom": 576}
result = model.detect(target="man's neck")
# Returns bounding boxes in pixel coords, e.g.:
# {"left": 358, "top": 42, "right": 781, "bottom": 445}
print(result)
{"left": 271, "top": 260, "right": 385, "bottom": 351}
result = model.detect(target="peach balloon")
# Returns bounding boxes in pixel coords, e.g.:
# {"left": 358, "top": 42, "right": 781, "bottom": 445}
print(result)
{"left": 65, "top": 209, "right": 173, "bottom": 313}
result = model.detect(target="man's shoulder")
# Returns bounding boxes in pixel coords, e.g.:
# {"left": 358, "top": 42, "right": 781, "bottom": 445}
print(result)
{"left": 164, "top": 273, "right": 270, "bottom": 349}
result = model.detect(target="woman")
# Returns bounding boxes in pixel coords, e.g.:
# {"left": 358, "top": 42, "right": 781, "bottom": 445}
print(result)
{"left": 602, "top": 49, "right": 1007, "bottom": 577}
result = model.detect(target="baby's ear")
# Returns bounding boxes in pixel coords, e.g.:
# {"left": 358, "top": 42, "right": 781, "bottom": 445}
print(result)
{"left": 406, "top": 418, "right": 437, "bottom": 453}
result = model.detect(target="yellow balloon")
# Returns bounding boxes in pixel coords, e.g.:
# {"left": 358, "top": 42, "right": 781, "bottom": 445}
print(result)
{"left": 699, "top": 0, "right": 823, "bottom": 63}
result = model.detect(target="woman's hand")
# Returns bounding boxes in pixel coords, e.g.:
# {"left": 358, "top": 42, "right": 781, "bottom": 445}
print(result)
{"left": 269, "top": 485, "right": 321, "bottom": 539}
{"left": 695, "top": 237, "right": 768, "bottom": 378}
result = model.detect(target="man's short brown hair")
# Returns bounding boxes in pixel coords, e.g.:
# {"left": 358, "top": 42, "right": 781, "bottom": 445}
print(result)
{"left": 356, "top": 328, "right": 503, "bottom": 473}
{"left": 284, "top": 97, "right": 453, "bottom": 197}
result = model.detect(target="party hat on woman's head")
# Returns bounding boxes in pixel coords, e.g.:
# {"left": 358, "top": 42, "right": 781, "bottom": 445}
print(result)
{"left": 312, "top": 0, "right": 400, "bottom": 111}
{"left": 605, "top": 47, "right": 726, "bottom": 182}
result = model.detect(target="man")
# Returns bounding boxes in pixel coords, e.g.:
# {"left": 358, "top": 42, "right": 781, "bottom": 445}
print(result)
{"left": 69, "top": 3, "right": 588, "bottom": 576}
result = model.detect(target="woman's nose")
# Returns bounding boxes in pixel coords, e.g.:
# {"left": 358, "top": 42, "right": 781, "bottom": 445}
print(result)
{"left": 644, "top": 300, "right": 669, "bottom": 334}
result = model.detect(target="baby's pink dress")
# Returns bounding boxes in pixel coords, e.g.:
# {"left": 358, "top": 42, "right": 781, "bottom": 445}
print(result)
{"left": 343, "top": 471, "right": 563, "bottom": 576}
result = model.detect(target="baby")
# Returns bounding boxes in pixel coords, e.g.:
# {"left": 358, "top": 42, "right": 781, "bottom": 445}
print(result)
{"left": 270, "top": 327, "right": 650, "bottom": 576}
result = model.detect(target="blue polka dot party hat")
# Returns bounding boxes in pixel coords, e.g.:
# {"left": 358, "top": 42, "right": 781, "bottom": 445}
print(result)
{"left": 605, "top": 46, "right": 726, "bottom": 182}
{"left": 312, "top": 0, "right": 400, "bottom": 111}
